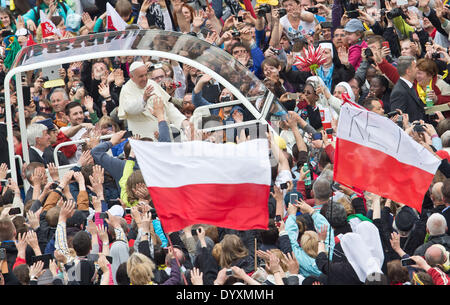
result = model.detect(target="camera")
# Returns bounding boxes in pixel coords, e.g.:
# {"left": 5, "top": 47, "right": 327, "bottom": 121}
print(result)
{"left": 271, "top": 47, "right": 280, "bottom": 55}
{"left": 387, "top": 110, "right": 400, "bottom": 118}
{"left": 278, "top": 8, "right": 287, "bottom": 17}
{"left": 307, "top": 7, "right": 318, "bottom": 14}
{"left": 432, "top": 52, "right": 440, "bottom": 59}
{"left": 0, "top": 179, "right": 7, "bottom": 187}
{"left": 231, "top": 30, "right": 240, "bottom": 37}
{"left": 236, "top": 15, "right": 243, "bottom": 22}
{"left": 397, "top": 115, "right": 403, "bottom": 128}
{"left": 386, "top": 7, "right": 406, "bottom": 19}
{"left": 347, "top": 10, "right": 359, "bottom": 18}
{"left": 413, "top": 124, "right": 425, "bottom": 133}
{"left": 364, "top": 48, "right": 374, "bottom": 58}
{"left": 257, "top": 4, "right": 271, "bottom": 17}
{"left": 380, "top": 8, "right": 386, "bottom": 16}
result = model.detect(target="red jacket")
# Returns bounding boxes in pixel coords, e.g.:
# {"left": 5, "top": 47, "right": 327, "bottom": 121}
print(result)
{"left": 54, "top": 131, "right": 77, "bottom": 159}
{"left": 427, "top": 267, "right": 450, "bottom": 285}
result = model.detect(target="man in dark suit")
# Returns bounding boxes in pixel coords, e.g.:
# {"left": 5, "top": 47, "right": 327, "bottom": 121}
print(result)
{"left": 441, "top": 178, "right": 450, "bottom": 228}
{"left": 390, "top": 56, "right": 427, "bottom": 123}
{"left": 27, "top": 120, "right": 69, "bottom": 166}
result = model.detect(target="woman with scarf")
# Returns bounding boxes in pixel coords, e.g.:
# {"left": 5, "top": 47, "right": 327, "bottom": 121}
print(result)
{"left": 415, "top": 58, "right": 450, "bottom": 108}
{"left": 315, "top": 41, "right": 355, "bottom": 94}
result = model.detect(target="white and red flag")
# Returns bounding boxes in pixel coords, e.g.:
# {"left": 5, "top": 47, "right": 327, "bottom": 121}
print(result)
{"left": 40, "top": 11, "right": 61, "bottom": 38}
{"left": 334, "top": 104, "right": 441, "bottom": 212}
{"left": 129, "top": 139, "right": 271, "bottom": 232}
{"left": 106, "top": 2, "right": 128, "bottom": 31}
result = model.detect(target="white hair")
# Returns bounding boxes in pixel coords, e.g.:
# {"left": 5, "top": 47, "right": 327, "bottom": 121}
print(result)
{"left": 50, "top": 87, "right": 69, "bottom": 101}
{"left": 27, "top": 123, "right": 48, "bottom": 146}
{"left": 426, "top": 213, "right": 447, "bottom": 236}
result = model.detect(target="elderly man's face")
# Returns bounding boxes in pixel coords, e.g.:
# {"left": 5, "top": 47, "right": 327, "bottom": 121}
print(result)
{"left": 130, "top": 66, "right": 149, "bottom": 89}
{"left": 50, "top": 91, "right": 67, "bottom": 113}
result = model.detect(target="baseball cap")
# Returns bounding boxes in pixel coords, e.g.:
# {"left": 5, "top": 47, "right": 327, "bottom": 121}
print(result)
{"left": 36, "top": 118, "right": 57, "bottom": 131}
{"left": 344, "top": 19, "right": 365, "bottom": 33}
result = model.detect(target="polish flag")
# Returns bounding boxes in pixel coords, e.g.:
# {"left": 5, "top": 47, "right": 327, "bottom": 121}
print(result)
{"left": 334, "top": 104, "right": 441, "bottom": 212}
{"left": 129, "top": 139, "right": 271, "bottom": 232}
{"left": 40, "top": 11, "right": 61, "bottom": 38}
{"left": 106, "top": 2, "right": 128, "bottom": 31}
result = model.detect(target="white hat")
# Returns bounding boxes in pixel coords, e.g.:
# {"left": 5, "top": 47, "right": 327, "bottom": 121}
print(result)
{"left": 129, "top": 61, "right": 146, "bottom": 73}
{"left": 108, "top": 205, "right": 124, "bottom": 217}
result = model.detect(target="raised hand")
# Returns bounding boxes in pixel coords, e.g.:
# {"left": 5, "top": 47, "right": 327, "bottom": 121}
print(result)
{"left": 82, "top": 12, "right": 97, "bottom": 31}
{"left": 58, "top": 200, "right": 76, "bottom": 223}
{"left": 98, "top": 83, "right": 110, "bottom": 98}
{"left": 0, "top": 163, "right": 8, "bottom": 180}
{"left": 190, "top": 267, "right": 204, "bottom": 285}
{"left": 149, "top": 96, "right": 165, "bottom": 121}
{"left": 26, "top": 208, "right": 42, "bottom": 231}
{"left": 192, "top": 10, "right": 206, "bottom": 29}
{"left": 97, "top": 223, "right": 109, "bottom": 245}
{"left": 29, "top": 261, "right": 45, "bottom": 280}
{"left": 281, "top": 252, "right": 299, "bottom": 275}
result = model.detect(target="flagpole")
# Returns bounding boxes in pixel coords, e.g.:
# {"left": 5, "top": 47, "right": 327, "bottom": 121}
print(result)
{"left": 254, "top": 238, "right": 257, "bottom": 272}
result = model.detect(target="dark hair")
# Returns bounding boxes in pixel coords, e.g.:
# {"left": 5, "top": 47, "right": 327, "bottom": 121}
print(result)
{"left": 387, "top": 260, "right": 410, "bottom": 284}
{"left": 362, "top": 97, "right": 380, "bottom": 111}
{"left": 370, "top": 75, "right": 389, "bottom": 92}
{"left": 259, "top": 219, "right": 279, "bottom": 245}
{"left": 437, "top": 118, "right": 450, "bottom": 137}
{"left": 230, "top": 42, "right": 250, "bottom": 55}
{"left": 116, "top": 262, "right": 131, "bottom": 285}
{"left": 72, "top": 231, "right": 92, "bottom": 256}
{"left": 442, "top": 178, "right": 450, "bottom": 203}
{"left": 13, "top": 264, "right": 30, "bottom": 285}
{"left": 65, "top": 101, "right": 83, "bottom": 116}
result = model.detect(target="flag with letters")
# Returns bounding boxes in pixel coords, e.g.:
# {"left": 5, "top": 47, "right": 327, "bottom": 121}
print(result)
{"left": 334, "top": 104, "right": 441, "bottom": 212}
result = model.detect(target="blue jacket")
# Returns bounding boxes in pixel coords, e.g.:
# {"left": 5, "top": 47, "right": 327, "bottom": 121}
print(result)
{"left": 285, "top": 212, "right": 335, "bottom": 278}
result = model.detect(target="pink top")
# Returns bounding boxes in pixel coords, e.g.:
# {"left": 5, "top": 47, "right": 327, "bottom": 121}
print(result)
{"left": 348, "top": 40, "right": 368, "bottom": 71}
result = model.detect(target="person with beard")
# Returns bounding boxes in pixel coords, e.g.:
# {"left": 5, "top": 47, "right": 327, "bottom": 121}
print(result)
{"left": 332, "top": 27, "right": 348, "bottom": 50}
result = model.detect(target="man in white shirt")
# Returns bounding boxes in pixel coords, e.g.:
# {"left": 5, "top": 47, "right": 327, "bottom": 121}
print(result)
{"left": 59, "top": 102, "right": 93, "bottom": 164}
{"left": 118, "top": 61, "right": 188, "bottom": 140}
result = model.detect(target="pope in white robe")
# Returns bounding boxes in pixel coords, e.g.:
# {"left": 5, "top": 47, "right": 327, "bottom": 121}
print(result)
{"left": 118, "top": 61, "right": 187, "bottom": 140}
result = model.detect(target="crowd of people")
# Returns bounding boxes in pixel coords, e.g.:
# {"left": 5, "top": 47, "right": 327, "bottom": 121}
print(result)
{"left": 0, "top": 0, "right": 450, "bottom": 286}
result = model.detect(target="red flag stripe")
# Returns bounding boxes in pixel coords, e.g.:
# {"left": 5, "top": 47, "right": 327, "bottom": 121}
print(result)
{"left": 147, "top": 183, "right": 270, "bottom": 232}
{"left": 333, "top": 138, "right": 433, "bottom": 212}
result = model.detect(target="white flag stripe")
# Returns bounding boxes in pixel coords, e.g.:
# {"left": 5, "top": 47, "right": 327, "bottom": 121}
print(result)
{"left": 337, "top": 104, "right": 440, "bottom": 174}
{"left": 130, "top": 139, "right": 272, "bottom": 188}
{"left": 106, "top": 2, "right": 128, "bottom": 31}
{"left": 40, "top": 11, "right": 62, "bottom": 36}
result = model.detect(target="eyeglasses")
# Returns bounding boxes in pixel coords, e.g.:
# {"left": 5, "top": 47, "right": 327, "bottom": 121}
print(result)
{"left": 233, "top": 49, "right": 247, "bottom": 55}
{"left": 334, "top": 34, "right": 346, "bottom": 37}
